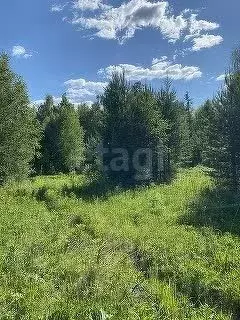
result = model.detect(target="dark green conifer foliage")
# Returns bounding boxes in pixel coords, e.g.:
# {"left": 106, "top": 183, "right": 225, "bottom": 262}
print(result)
{"left": 36, "top": 95, "right": 61, "bottom": 174}
{"left": 59, "top": 95, "right": 85, "bottom": 172}
{"left": 78, "top": 102, "right": 104, "bottom": 171}
{"left": 216, "top": 49, "right": 240, "bottom": 190}
{"left": 78, "top": 102, "right": 104, "bottom": 143}
{"left": 101, "top": 73, "right": 168, "bottom": 185}
{"left": 194, "top": 48, "right": 240, "bottom": 190}
{"left": 178, "top": 92, "right": 194, "bottom": 166}
{"left": 155, "top": 80, "right": 181, "bottom": 175}
{"left": 193, "top": 99, "right": 217, "bottom": 166}
{"left": 0, "top": 54, "right": 40, "bottom": 183}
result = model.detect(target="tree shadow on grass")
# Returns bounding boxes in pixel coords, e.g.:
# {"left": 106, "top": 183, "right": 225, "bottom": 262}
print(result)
{"left": 61, "top": 178, "right": 125, "bottom": 202}
{"left": 179, "top": 183, "right": 240, "bottom": 236}
{"left": 61, "top": 172, "right": 175, "bottom": 202}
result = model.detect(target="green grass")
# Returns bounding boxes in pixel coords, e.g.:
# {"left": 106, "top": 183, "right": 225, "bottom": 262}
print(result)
{"left": 1, "top": 167, "right": 240, "bottom": 319}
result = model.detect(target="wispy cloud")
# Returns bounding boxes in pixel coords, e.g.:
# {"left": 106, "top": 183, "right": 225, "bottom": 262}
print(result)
{"left": 73, "top": 0, "right": 110, "bottom": 11}
{"left": 51, "top": 4, "right": 66, "bottom": 12}
{"left": 186, "top": 14, "right": 219, "bottom": 39}
{"left": 12, "top": 45, "right": 33, "bottom": 59}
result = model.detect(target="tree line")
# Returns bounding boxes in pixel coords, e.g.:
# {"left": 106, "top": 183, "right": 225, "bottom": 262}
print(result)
{"left": 1, "top": 49, "right": 240, "bottom": 190}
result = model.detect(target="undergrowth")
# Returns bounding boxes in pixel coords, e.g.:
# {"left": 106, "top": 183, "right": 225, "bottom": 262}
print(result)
{"left": 0, "top": 167, "right": 239, "bottom": 319}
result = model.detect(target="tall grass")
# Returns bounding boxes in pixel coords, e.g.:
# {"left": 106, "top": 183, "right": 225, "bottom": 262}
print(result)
{"left": 0, "top": 167, "right": 239, "bottom": 319}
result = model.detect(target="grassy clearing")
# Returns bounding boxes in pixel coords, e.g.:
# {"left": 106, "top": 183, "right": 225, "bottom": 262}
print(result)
{"left": 1, "top": 167, "right": 240, "bottom": 319}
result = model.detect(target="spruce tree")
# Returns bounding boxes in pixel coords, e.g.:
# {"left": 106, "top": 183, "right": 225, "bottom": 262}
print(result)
{"left": 155, "top": 80, "right": 181, "bottom": 175}
{"left": 78, "top": 102, "right": 104, "bottom": 143}
{"left": 36, "top": 95, "right": 61, "bottom": 174}
{"left": 216, "top": 49, "right": 240, "bottom": 189}
{"left": 196, "top": 48, "right": 240, "bottom": 190}
{"left": 59, "top": 95, "right": 85, "bottom": 173}
{"left": 177, "top": 92, "right": 194, "bottom": 167}
{"left": 178, "top": 102, "right": 193, "bottom": 167}
{"left": 0, "top": 54, "right": 40, "bottom": 183}
{"left": 78, "top": 102, "right": 104, "bottom": 171}
{"left": 184, "top": 91, "right": 193, "bottom": 133}
{"left": 101, "top": 73, "right": 167, "bottom": 185}
{"left": 193, "top": 100, "right": 217, "bottom": 166}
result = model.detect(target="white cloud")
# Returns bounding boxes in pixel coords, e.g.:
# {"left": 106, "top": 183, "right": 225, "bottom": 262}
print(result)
{"left": 73, "top": 0, "right": 110, "bottom": 10}
{"left": 70, "top": 0, "right": 222, "bottom": 45}
{"left": 51, "top": 4, "right": 66, "bottom": 12}
{"left": 99, "top": 57, "right": 202, "bottom": 81}
{"left": 216, "top": 74, "right": 225, "bottom": 81}
{"left": 64, "top": 78, "right": 108, "bottom": 103}
{"left": 152, "top": 56, "right": 168, "bottom": 65}
{"left": 72, "top": 0, "right": 186, "bottom": 43}
{"left": 12, "top": 46, "right": 26, "bottom": 56}
{"left": 12, "top": 45, "right": 33, "bottom": 59}
{"left": 23, "top": 53, "right": 33, "bottom": 59}
{"left": 33, "top": 79, "right": 107, "bottom": 106}
{"left": 192, "top": 34, "right": 223, "bottom": 51}
{"left": 186, "top": 14, "right": 219, "bottom": 39}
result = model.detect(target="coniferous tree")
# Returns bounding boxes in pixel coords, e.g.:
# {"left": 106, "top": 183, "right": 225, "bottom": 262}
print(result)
{"left": 184, "top": 91, "right": 193, "bottom": 133}
{"left": 0, "top": 54, "right": 40, "bottom": 183}
{"left": 78, "top": 102, "right": 104, "bottom": 143}
{"left": 101, "top": 73, "right": 168, "bottom": 185}
{"left": 78, "top": 102, "right": 104, "bottom": 171}
{"left": 178, "top": 92, "right": 194, "bottom": 166}
{"left": 129, "top": 82, "right": 168, "bottom": 182}
{"left": 36, "top": 95, "right": 61, "bottom": 174}
{"left": 156, "top": 80, "right": 181, "bottom": 175}
{"left": 193, "top": 99, "right": 218, "bottom": 166}
{"left": 59, "top": 95, "right": 85, "bottom": 173}
{"left": 215, "top": 49, "right": 240, "bottom": 189}
{"left": 178, "top": 102, "right": 193, "bottom": 167}
{"left": 195, "top": 48, "right": 240, "bottom": 190}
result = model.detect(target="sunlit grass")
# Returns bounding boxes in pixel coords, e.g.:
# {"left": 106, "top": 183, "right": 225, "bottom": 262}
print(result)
{"left": 0, "top": 167, "right": 239, "bottom": 319}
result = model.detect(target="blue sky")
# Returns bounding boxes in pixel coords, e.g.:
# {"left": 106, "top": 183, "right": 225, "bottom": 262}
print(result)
{"left": 1, "top": 0, "right": 240, "bottom": 106}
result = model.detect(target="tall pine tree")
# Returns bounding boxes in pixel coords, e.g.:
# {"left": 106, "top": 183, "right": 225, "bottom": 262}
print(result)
{"left": 59, "top": 95, "right": 85, "bottom": 173}
{"left": 36, "top": 95, "right": 61, "bottom": 174}
{"left": 101, "top": 73, "right": 167, "bottom": 185}
{"left": 0, "top": 54, "right": 40, "bottom": 183}
{"left": 156, "top": 80, "right": 181, "bottom": 176}
{"left": 196, "top": 48, "right": 240, "bottom": 190}
{"left": 78, "top": 102, "right": 104, "bottom": 171}
{"left": 216, "top": 49, "right": 240, "bottom": 189}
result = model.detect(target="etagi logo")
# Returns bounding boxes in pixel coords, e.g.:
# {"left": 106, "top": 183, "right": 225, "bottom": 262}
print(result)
{"left": 96, "top": 142, "right": 165, "bottom": 181}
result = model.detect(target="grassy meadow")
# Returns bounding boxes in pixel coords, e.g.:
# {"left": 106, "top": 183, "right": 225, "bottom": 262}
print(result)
{"left": 1, "top": 167, "right": 240, "bottom": 319}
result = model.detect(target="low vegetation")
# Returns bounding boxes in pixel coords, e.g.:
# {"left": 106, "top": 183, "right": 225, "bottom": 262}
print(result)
{"left": 1, "top": 167, "right": 240, "bottom": 319}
